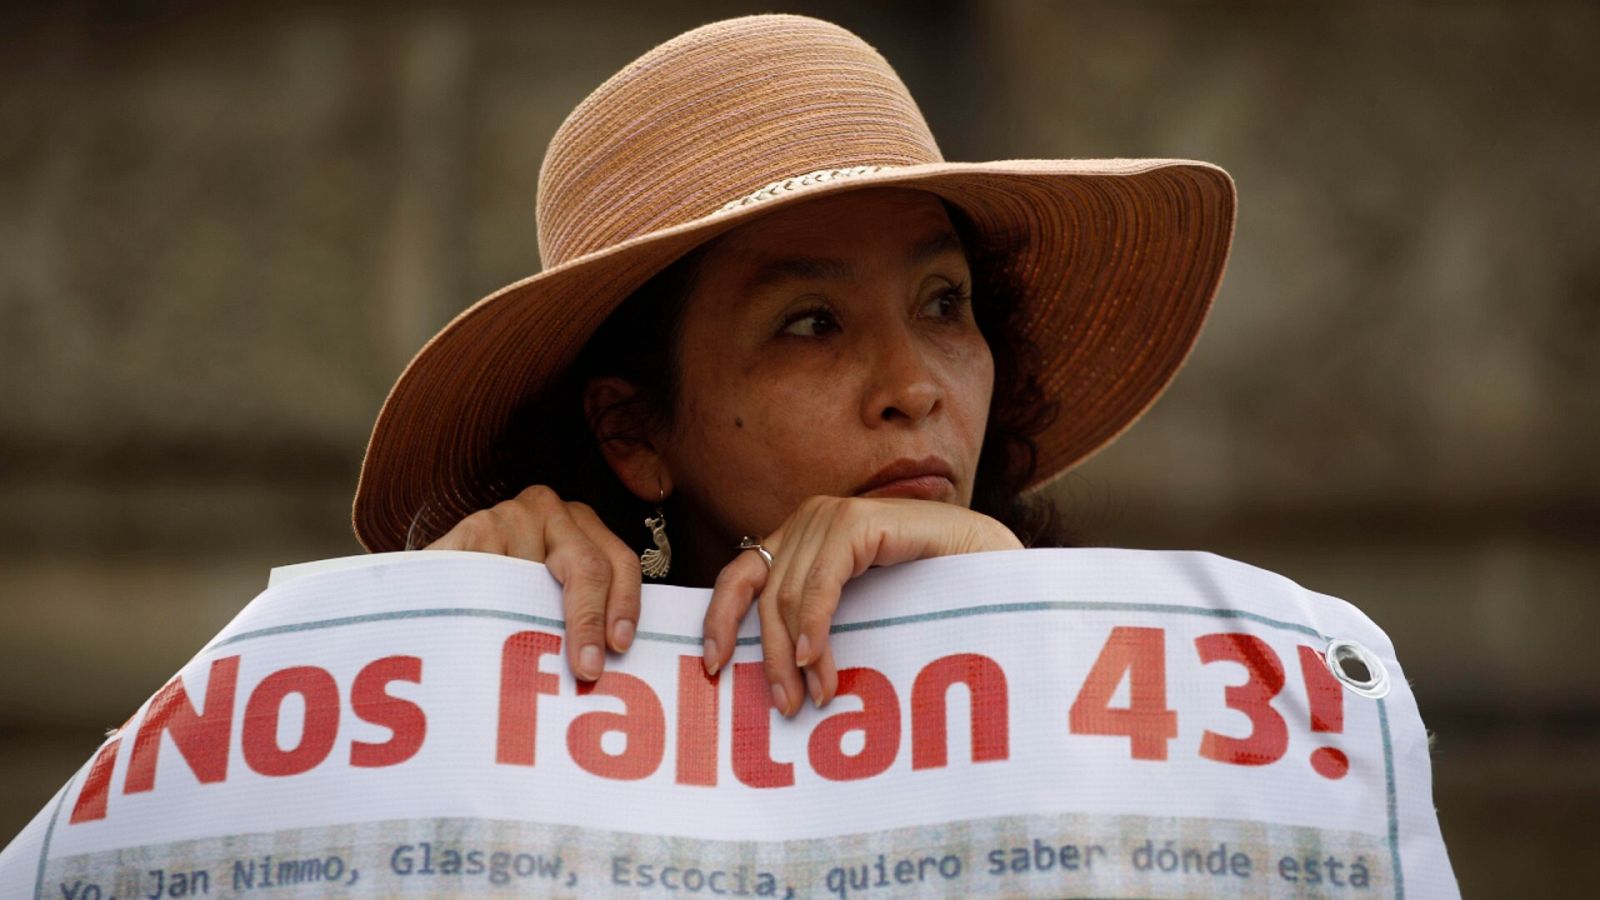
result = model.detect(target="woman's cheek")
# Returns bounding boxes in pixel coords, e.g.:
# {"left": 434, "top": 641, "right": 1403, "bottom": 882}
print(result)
{"left": 754, "top": 381, "right": 848, "bottom": 447}
{"left": 937, "top": 332, "right": 996, "bottom": 414}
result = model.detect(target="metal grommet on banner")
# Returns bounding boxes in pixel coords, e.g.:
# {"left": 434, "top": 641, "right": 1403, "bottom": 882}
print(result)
{"left": 1323, "top": 639, "right": 1391, "bottom": 699}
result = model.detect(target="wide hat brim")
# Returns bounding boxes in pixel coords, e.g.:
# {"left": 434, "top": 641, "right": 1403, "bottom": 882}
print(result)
{"left": 353, "top": 158, "right": 1236, "bottom": 552}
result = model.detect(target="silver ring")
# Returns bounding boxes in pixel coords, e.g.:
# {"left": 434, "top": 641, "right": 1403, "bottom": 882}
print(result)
{"left": 738, "top": 536, "right": 773, "bottom": 569}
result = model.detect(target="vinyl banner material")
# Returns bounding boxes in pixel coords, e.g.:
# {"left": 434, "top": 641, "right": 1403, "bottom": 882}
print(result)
{"left": 0, "top": 549, "right": 1458, "bottom": 898}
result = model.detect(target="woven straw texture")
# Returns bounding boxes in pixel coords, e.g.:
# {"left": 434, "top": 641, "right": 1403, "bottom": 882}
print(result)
{"left": 352, "top": 14, "right": 1237, "bottom": 552}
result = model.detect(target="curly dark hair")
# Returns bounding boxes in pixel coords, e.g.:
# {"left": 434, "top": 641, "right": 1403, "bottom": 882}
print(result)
{"left": 481, "top": 200, "right": 1070, "bottom": 575}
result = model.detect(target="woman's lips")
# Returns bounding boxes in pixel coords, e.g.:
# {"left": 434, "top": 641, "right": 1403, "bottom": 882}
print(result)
{"left": 858, "top": 474, "right": 956, "bottom": 500}
{"left": 854, "top": 457, "right": 959, "bottom": 500}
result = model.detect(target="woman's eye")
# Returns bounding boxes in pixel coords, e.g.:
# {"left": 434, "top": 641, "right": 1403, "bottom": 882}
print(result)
{"left": 781, "top": 308, "right": 839, "bottom": 337}
{"left": 920, "top": 284, "right": 972, "bottom": 320}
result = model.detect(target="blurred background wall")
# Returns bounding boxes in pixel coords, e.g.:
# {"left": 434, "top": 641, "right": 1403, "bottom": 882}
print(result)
{"left": 2, "top": 0, "right": 1595, "bottom": 893}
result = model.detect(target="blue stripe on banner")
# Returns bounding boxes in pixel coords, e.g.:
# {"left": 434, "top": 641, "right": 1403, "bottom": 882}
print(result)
{"left": 34, "top": 772, "right": 76, "bottom": 900}
{"left": 1378, "top": 699, "right": 1405, "bottom": 899}
{"left": 831, "top": 600, "right": 1328, "bottom": 640}
{"left": 208, "top": 607, "right": 567, "bottom": 650}
{"left": 208, "top": 599, "right": 1331, "bottom": 650}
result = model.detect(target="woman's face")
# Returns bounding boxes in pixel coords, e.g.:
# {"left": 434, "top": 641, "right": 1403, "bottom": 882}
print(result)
{"left": 655, "top": 187, "right": 995, "bottom": 552}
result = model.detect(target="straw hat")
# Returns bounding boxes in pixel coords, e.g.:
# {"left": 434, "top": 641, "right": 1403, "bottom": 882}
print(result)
{"left": 352, "top": 13, "right": 1236, "bottom": 552}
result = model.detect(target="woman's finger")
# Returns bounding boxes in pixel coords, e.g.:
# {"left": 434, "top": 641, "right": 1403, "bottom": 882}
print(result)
{"left": 794, "top": 554, "right": 851, "bottom": 671}
{"left": 540, "top": 507, "right": 615, "bottom": 682}
{"left": 791, "top": 501, "right": 856, "bottom": 668}
{"left": 759, "top": 513, "right": 825, "bottom": 717}
{"left": 757, "top": 579, "right": 806, "bottom": 718}
{"left": 566, "top": 502, "right": 642, "bottom": 653}
{"left": 425, "top": 509, "right": 508, "bottom": 554}
{"left": 768, "top": 498, "right": 831, "bottom": 642}
{"left": 807, "top": 639, "right": 839, "bottom": 708}
{"left": 497, "top": 498, "right": 549, "bottom": 562}
{"left": 784, "top": 501, "right": 855, "bottom": 708}
{"left": 703, "top": 548, "right": 768, "bottom": 676}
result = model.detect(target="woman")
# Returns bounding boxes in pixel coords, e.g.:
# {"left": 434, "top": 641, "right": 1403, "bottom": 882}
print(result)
{"left": 351, "top": 15, "right": 1235, "bottom": 720}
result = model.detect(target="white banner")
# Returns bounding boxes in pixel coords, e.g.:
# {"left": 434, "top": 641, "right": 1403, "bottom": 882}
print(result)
{"left": 0, "top": 549, "right": 1457, "bottom": 898}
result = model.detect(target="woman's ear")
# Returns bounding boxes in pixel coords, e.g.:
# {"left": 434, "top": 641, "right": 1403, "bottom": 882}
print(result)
{"left": 583, "top": 376, "right": 674, "bottom": 503}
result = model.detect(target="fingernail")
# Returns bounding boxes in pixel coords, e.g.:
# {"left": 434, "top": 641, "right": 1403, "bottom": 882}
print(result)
{"left": 794, "top": 634, "right": 813, "bottom": 667}
{"left": 805, "top": 668, "right": 823, "bottom": 706}
{"left": 770, "top": 682, "right": 788, "bottom": 714}
{"left": 611, "top": 619, "right": 635, "bottom": 651}
{"left": 702, "top": 638, "right": 719, "bottom": 676}
{"left": 578, "top": 644, "right": 603, "bottom": 680}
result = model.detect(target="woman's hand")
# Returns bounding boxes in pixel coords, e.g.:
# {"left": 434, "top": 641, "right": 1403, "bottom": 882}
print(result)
{"left": 426, "top": 485, "right": 640, "bottom": 682}
{"left": 700, "top": 497, "right": 1022, "bottom": 717}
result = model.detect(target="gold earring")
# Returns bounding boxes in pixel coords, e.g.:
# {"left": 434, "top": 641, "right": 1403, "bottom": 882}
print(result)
{"left": 640, "top": 489, "right": 671, "bottom": 579}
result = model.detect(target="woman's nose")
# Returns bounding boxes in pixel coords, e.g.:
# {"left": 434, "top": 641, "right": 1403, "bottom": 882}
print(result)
{"left": 861, "top": 330, "right": 942, "bottom": 426}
